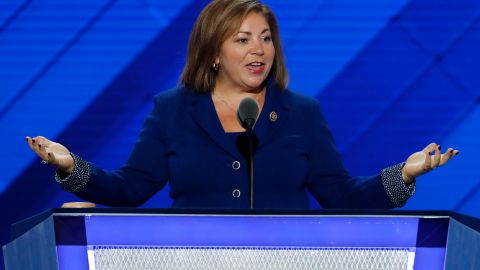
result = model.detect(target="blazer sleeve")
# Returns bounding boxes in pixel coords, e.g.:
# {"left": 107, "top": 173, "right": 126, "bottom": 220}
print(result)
{"left": 306, "top": 100, "right": 395, "bottom": 209}
{"left": 59, "top": 94, "right": 170, "bottom": 207}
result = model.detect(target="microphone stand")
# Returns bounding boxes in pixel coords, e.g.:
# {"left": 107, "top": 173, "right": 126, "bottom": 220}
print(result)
{"left": 244, "top": 119, "right": 255, "bottom": 209}
{"left": 246, "top": 129, "right": 254, "bottom": 209}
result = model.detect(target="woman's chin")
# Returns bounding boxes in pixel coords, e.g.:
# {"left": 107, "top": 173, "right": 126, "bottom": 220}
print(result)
{"left": 241, "top": 79, "right": 267, "bottom": 91}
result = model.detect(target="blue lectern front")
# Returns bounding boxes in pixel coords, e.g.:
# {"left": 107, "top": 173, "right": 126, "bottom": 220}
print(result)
{"left": 3, "top": 209, "right": 480, "bottom": 269}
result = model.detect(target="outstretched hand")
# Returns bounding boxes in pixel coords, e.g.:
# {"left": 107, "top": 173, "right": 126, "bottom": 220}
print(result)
{"left": 26, "top": 136, "right": 74, "bottom": 174}
{"left": 402, "top": 143, "right": 459, "bottom": 184}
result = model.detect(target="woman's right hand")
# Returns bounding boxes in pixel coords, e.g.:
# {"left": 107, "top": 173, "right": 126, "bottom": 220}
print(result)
{"left": 26, "top": 136, "right": 74, "bottom": 174}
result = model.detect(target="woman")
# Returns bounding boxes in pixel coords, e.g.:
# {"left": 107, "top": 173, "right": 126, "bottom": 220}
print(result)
{"left": 26, "top": 0, "right": 458, "bottom": 208}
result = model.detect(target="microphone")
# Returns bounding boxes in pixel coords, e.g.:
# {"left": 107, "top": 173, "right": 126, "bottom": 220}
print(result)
{"left": 236, "top": 97, "right": 259, "bottom": 209}
{"left": 237, "top": 97, "right": 259, "bottom": 131}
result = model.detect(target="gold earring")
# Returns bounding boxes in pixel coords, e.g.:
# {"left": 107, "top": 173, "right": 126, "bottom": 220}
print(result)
{"left": 212, "top": 63, "right": 220, "bottom": 71}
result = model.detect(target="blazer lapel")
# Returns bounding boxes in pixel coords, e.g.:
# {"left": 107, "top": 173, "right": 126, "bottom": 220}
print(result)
{"left": 185, "top": 83, "right": 290, "bottom": 157}
{"left": 253, "top": 84, "right": 290, "bottom": 148}
{"left": 187, "top": 90, "right": 242, "bottom": 160}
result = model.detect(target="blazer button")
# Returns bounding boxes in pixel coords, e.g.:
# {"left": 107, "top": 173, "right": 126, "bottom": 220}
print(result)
{"left": 232, "top": 189, "right": 241, "bottom": 198}
{"left": 232, "top": 161, "right": 241, "bottom": 170}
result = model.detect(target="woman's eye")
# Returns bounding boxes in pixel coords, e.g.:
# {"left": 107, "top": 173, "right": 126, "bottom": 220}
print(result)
{"left": 263, "top": 36, "right": 272, "bottom": 42}
{"left": 237, "top": 38, "right": 248, "bottom": 43}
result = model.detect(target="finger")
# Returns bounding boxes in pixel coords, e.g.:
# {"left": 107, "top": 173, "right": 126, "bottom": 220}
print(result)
{"left": 424, "top": 148, "right": 432, "bottom": 170}
{"left": 30, "top": 136, "right": 46, "bottom": 157}
{"left": 32, "top": 136, "right": 51, "bottom": 155}
{"left": 31, "top": 136, "right": 41, "bottom": 152}
{"left": 25, "top": 136, "right": 35, "bottom": 150}
{"left": 47, "top": 152, "right": 58, "bottom": 165}
{"left": 422, "top": 142, "right": 438, "bottom": 155}
{"left": 35, "top": 136, "right": 53, "bottom": 148}
{"left": 431, "top": 144, "right": 441, "bottom": 168}
{"left": 439, "top": 148, "right": 454, "bottom": 166}
{"left": 37, "top": 143, "right": 49, "bottom": 161}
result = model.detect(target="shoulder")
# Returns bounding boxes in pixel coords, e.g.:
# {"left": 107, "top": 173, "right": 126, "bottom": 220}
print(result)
{"left": 151, "top": 86, "right": 199, "bottom": 112}
{"left": 275, "top": 88, "right": 329, "bottom": 127}
{"left": 146, "top": 87, "right": 194, "bottom": 134}
{"left": 277, "top": 88, "right": 320, "bottom": 111}
{"left": 278, "top": 89, "right": 334, "bottom": 142}
{"left": 153, "top": 87, "right": 186, "bottom": 105}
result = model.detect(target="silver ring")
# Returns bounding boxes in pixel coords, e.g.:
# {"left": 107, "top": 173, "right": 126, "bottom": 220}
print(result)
{"left": 42, "top": 159, "right": 49, "bottom": 164}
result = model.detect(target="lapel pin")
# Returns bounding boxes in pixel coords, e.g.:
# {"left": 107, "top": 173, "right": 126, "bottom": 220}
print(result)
{"left": 269, "top": 111, "right": 278, "bottom": 122}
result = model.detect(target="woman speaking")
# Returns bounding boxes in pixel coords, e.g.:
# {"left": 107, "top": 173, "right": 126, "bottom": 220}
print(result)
{"left": 25, "top": 0, "right": 458, "bottom": 209}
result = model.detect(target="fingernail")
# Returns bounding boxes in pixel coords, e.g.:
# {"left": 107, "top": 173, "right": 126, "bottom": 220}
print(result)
{"left": 32, "top": 139, "right": 36, "bottom": 143}
{"left": 25, "top": 137, "right": 28, "bottom": 142}
{"left": 438, "top": 145, "right": 441, "bottom": 150}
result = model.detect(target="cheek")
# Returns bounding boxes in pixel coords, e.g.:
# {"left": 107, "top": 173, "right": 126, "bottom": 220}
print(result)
{"left": 266, "top": 47, "right": 275, "bottom": 64}
{"left": 220, "top": 50, "right": 246, "bottom": 72}
{"left": 228, "top": 47, "right": 246, "bottom": 61}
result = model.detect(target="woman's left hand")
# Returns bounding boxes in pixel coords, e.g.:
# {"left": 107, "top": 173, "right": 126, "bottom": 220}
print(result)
{"left": 402, "top": 143, "right": 459, "bottom": 184}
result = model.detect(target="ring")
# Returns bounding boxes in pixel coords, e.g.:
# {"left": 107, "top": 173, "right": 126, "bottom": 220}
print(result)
{"left": 42, "top": 159, "right": 49, "bottom": 164}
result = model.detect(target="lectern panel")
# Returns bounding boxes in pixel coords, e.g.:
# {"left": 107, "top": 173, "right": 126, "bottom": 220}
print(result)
{"left": 83, "top": 215, "right": 419, "bottom": 247}
{"left": 5, "top": 210, "right": 471, "bottom": 270}
{"left": 90, "top": 246, "right": 412, "bottom": 270}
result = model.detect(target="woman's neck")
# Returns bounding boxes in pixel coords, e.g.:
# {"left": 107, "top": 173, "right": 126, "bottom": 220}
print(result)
{"left": 212, "top": 86, "right": 266, "bottom": 109}
{"left": 211, "top": 83, "right": 267, "bottom": 133}
{"left": 213, "top": 81, "right": 266, "bottom": 103}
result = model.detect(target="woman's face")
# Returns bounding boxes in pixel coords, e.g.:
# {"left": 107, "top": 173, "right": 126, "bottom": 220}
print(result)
{"left": 215, "top": 12, "right": 275, "bottom": 92}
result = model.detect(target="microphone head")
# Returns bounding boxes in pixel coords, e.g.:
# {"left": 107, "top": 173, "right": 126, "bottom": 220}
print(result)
{"left": 237, "top": 97, "right": 259, "bottom": 131}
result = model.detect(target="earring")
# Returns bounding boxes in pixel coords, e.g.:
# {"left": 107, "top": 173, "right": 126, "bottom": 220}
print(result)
{"left": 212, "top": 63, "right": 220, "bottom": 71}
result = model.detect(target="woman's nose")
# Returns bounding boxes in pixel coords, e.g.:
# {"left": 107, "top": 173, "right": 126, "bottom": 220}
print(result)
{"left": 250, "top": 39, "right": 264, "bottom": 55}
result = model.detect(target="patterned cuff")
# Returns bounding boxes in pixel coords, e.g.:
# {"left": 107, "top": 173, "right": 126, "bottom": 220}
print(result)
{"left": 381, "top": 163, "right": 416, "bottom": 207}
{"left": 55, "top": 153, "right": 91, "bottom": 193}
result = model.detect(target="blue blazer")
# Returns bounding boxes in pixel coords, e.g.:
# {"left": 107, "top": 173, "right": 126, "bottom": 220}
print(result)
{"left": 75, "top": 84, "right": 395, "bottom": 209}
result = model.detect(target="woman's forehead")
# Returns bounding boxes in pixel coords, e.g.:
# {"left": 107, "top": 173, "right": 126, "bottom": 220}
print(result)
{"left": 226, "top": 12, "right": 270, "bottom": 37}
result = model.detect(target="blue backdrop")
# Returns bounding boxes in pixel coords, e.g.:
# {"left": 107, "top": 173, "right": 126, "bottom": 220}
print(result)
{"left": 1, "top": 0, "right": 479, "bottom": 266}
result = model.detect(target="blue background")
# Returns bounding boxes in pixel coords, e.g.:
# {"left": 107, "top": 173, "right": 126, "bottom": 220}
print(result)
{"left": 1, "top": 0, "right": 479, "bottom": 266}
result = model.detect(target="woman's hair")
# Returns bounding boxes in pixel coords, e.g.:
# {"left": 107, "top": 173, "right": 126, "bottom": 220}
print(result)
{"left": 180, "top": 0, "right": 288, "bottom": 92}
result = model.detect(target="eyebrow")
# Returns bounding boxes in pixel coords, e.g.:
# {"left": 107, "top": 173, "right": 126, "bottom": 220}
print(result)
{"left": 237, "top": 28, "right": 271, "bottom": 35}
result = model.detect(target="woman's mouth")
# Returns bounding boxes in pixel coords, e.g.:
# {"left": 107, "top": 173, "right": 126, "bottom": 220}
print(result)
{"left": 246, "top": 62, "right": 266, "bottom": 75}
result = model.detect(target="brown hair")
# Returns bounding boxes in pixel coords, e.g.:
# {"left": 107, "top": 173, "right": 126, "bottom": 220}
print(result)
{"left": 180, "top": 0, "right": 288, "bottom": 92}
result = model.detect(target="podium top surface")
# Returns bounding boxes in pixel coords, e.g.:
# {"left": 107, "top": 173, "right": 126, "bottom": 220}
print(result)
{"left": 10, "top": 208, "right": 480, "bottom": 241}
{"left": 25, "top": 208, "right": 479, "bottom": 217}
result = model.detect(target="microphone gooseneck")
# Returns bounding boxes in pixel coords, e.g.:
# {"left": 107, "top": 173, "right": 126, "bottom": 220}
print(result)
{"left": 237, "top": 97, "right": 259, "bottom": 209}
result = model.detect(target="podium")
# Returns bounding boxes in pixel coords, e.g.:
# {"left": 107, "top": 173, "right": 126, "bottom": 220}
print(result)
{"left": 3, "top": 209, "right": 480, "bottom": 269}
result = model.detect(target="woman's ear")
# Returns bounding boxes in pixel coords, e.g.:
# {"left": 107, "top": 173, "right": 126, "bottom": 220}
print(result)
{"left": 212, "top": 57, "right": 220, "bottom": 71}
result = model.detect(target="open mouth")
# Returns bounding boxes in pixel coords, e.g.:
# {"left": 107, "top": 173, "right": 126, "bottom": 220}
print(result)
{"left": 246, "top": 62, "right": 266, "bottom": 74}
